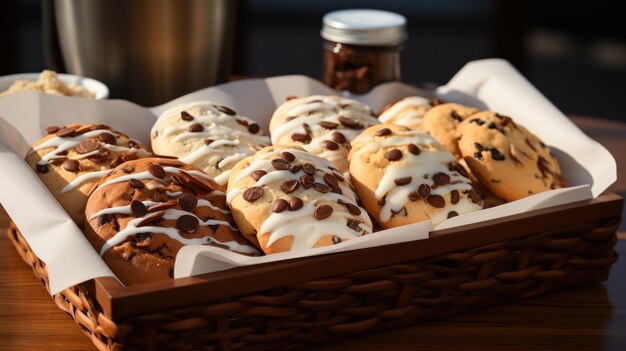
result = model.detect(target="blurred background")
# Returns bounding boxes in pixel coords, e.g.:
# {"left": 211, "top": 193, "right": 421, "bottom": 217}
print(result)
{"left": 0, "top": 0, "right": 624, "bottom": 121}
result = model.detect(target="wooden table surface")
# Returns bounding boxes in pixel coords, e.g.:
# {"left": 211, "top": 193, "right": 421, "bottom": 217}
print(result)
{"left": 1, "top": 116, "right": 625, "bottom": 350}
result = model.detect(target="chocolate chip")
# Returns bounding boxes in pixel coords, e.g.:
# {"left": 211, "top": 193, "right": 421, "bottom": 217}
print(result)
{"left": 62, "top": 159, "right": 79, "bottom": 172}
{"left": 433, "top": 172, "right": 451, "bottom": 186}
{"left": 322, "top": 140, "right": 339, "bottom": 150}
{"left": 468, "top": 189, "right": 481, "bottom": 204}
{"left": 378, "top": 197, "right": 386, "bottom": 206}
{"left": 291, "top": 133, "right": 310, "bottom": 143}
{"left": 338, "top": 116, "right": 363, "bottom": 129}
{"left": 418, "top": 184, "right": 431, "bottom": 198}
{"left": 408, "top": 191, "right": 420, "bottom": 201}
{"left": 290, "top": 164, "right": 303, "bottom": 173}
{"left": 314, "top": 205, "right": 333, "bottom": 220}
{"left": 427, "top": 195, "right": 445, "bottom": 208}
{"left": 331, "top": 132, "right": 346, "bottom": 144}
{"left": 272, "top": 199, "right": 289, "bottom": 213}
{"left": 251, "top": 170, "right": 267, "bottom": 181}
{"left": 177, "top": 215, "right": 199, "bottom": 233}
{"left": 538, "top": 155, "right": 556, "bottom": 176}
{"left": 319, "top": 121, "right": 339, "bottom": 129}
{"left": 272, "top": 158, "right": 291, "bottom": 170}
{"left": 430, "top": 98, "right": 443, "bottom": 106}
{"left": 450, "top": 110, "right": 463, "bottom": 122}
{"left": 248, "top": 123, "right": 260, "bottom": 134}
{"left": 281, "top": 151, "right": 295, "bottom": 162}
{"left": 188, "top": 123, "right": 204, "bottom": 133}
{"left": 181, "top": 111, "right": 194, "bottom": 121}
{"left": 408, "top": 144, "right": 420, "bottom": 155}
{"left": 204, "top": 139, "right": 214, "bottom": 145}
{"left": 98, "top": 133, "right": 116, "bottom": 145}
{"left": 449, "top": 162, "right": 469, "bottom": 178}
{"left": 236, "top": 119, "right": 249, "bottom": 127}
{"left": 333, "top": 172, "right": 345, "bottom": 182}
{"left": 216, "top": 105, "right": 236, "bottom": 115}
{"left": 289, "top": 197, "right": 303, "bottom": 211}
{"left": 385, "top": 149, "right": 402, "bottom": 161}
{"left": 178, "top": 194, "right": 198, "bottom": 211}
{"left": 490, "top": 148, "right": 505, "bottom": 161}
{"left": 394, "top": 177, "right": 411, "bottom": 186}
{"left": 148, "top": 164, "right": 166, "bottom": 178}
{"left": 345, "top": 203, "right": 361, "bottom": 215}
{"left": 131, "top": 200, "right": 148, "bottom": 217}
{"left": 75, "top": 139, "right": 100, "bottom": 154}
{"left": 300, "top": 175, "right": 315, "bottom": 188}
{"left": 474, "top": 152, "right": 484, "bottom": 160}
{"left": 347, "top": 219, "right": 363, "bottom": 232}
{"left": 45, "top": 126, "right": 60, "bottom": 134}
{"left": 332, "top": 235, "right": 342, "bottom": 244}
{"left": 474, "top": 142, "right": 484, "bottom": 151}
{"left": 375, "top": 128, "right": 391, "bottom": 137}
{"left": 323, "top": 173, "right": 339, "bottom": 188}
{"left": 281, "top": 179, "right": 300, "bottom": 193}
{"left": 243, "top": 186, "right": 263, "bottom": 202}
{"left": 313, "top": 183, "right": 331, "bottom": 193}
{"left": 450, "top": 190, "right": 460, "bottom": 204}
{"left": 448, "top": 211, "right": 459, "bottom": 219}
{"left": 55, "top": 127, "right": 76, "bottom": 137}
{"left": 302, "top": 163, "right": 316, "bottom": 175}
{"left": 469, "top": 118, "right": 485, "bottom": 126}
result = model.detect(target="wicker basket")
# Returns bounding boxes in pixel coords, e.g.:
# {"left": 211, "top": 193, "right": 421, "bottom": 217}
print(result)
{"left": 7, "top": 193, "right": 622, "bottom": 351}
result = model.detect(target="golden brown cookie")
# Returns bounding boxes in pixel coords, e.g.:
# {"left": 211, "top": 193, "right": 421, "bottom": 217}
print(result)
{"left": 85, "top": 158, "right": 259, "bottom": 286}
{"left": 25, "top": 124, "right": 151, "bottom": 227}
{"left": 378, "top": 96, "right": 432, "bottom": 129}
{"left": 420, "top": 103, "right": 479, "bottom": 158}
{"left": 349, "top": 124, "right": 483, "bottom": 228}
{"left": 456, "top": 111, "right": 565, "bottom": 202}
{"left": 269, "top": 95, "right": 379, "bottom": 173}
{"left": 151, "top": 101, "right": 270, "bottom": 185}
{"left": 227, "top": 145, "right": 373, "bottom": 254}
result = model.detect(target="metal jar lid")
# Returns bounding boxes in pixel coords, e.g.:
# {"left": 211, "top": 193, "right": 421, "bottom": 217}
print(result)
{"left": 321, "top": 9, "right": 407, "bottom": 46}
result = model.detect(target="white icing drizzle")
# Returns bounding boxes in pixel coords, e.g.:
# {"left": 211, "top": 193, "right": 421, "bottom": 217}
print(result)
{"left": 228, "top": 148, "right": 372, "bottom": 251}
{"left": 352, "top": 129, "right": 482, "bottom": 225}
{"left": 378, "top": 96, "right": 431, "bottom": 128}
{"left": 153, "top": 101, "right": 270, "bottom": 185}
{"left": 90, "top": 166, "right": 259, "bottom": 256}
{"left": 61, "top": 169, "right": 113, "bottom": 193}
{"left": 270, "top": 95, "right": 380, "bottom": 170}
{"left": 165, "top": 190, "right": 182, "bottom": 197}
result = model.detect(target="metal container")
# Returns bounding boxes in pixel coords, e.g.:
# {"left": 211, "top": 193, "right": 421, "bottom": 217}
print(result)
{"left": 53, "top": 0, "right": 237, "bottom": 106}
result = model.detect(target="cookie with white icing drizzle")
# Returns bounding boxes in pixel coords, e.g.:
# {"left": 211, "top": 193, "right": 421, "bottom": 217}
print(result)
{"left": 269, "top": 95, "right": 379, "bottom": 173}
{"left": 420, "top": 102, "right": 479, "bottom": 158}
{"left": 227, "top": 145, "right": 373, "bottom": 254}
{"left": 349, "top": 124, "right": 483, "bottom": 228}
{"left": 85, "top": 158, "right": 259, "bottom": 286}
{"left": 25, "top": 123, "right": 151, "bottom": 227}
{"left": 456, "top": 111, "right": 565, "bottom": 202}
{"left": 151, "top": 101, "right": 270, "bottom": 186}
{"left": 378, "top": 96, "right": 434, "bottom": 129}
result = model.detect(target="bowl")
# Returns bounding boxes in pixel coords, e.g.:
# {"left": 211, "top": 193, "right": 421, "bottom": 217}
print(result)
{"left": 0, "top": 72, "right": 109, "bottom": 100}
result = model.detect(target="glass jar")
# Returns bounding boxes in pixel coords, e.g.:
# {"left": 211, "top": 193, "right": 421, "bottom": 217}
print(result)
{"left": 321, "top": 9, "right": 407, "bottom": 94}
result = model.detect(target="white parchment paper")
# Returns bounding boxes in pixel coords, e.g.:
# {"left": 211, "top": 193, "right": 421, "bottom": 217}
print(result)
{"left": 0, "top": 59, "right": 616, "bottom": 294}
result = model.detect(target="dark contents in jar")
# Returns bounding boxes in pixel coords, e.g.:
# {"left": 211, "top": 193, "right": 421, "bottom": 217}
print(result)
{"left": 324, "top": 41, "right": 401, "bottom": 94}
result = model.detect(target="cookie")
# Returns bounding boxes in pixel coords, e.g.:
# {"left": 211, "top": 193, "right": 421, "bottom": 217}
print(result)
{"left": 349, "top": 124, "right": 483, "bottom": 228}
{"left": 420, "top": 103, "right": 479, "bottom": 158}
{"left": 85, "top": 158, "right": 259, "bottom": 286}
{"left": 151, "top": 101, "right": 270, "bottom": 185}
{"left": 227, "top": 145, "right": 373, "bottom": 254}
{"left": 269, "top": 95, "right": 379, "bottom": 173}
{"left": 25, "top": 124, "right": 151, "bottom": 226}
{"left": 378, "top": 96, "right": 432, "bottom": 129}
{"left": 456, "top": 111, "right": 565, "bottom": 201}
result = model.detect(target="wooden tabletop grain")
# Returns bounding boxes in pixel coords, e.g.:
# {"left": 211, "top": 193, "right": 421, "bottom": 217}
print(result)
{"left": 0, "top": 116, "right": 625, "bottom": 350}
